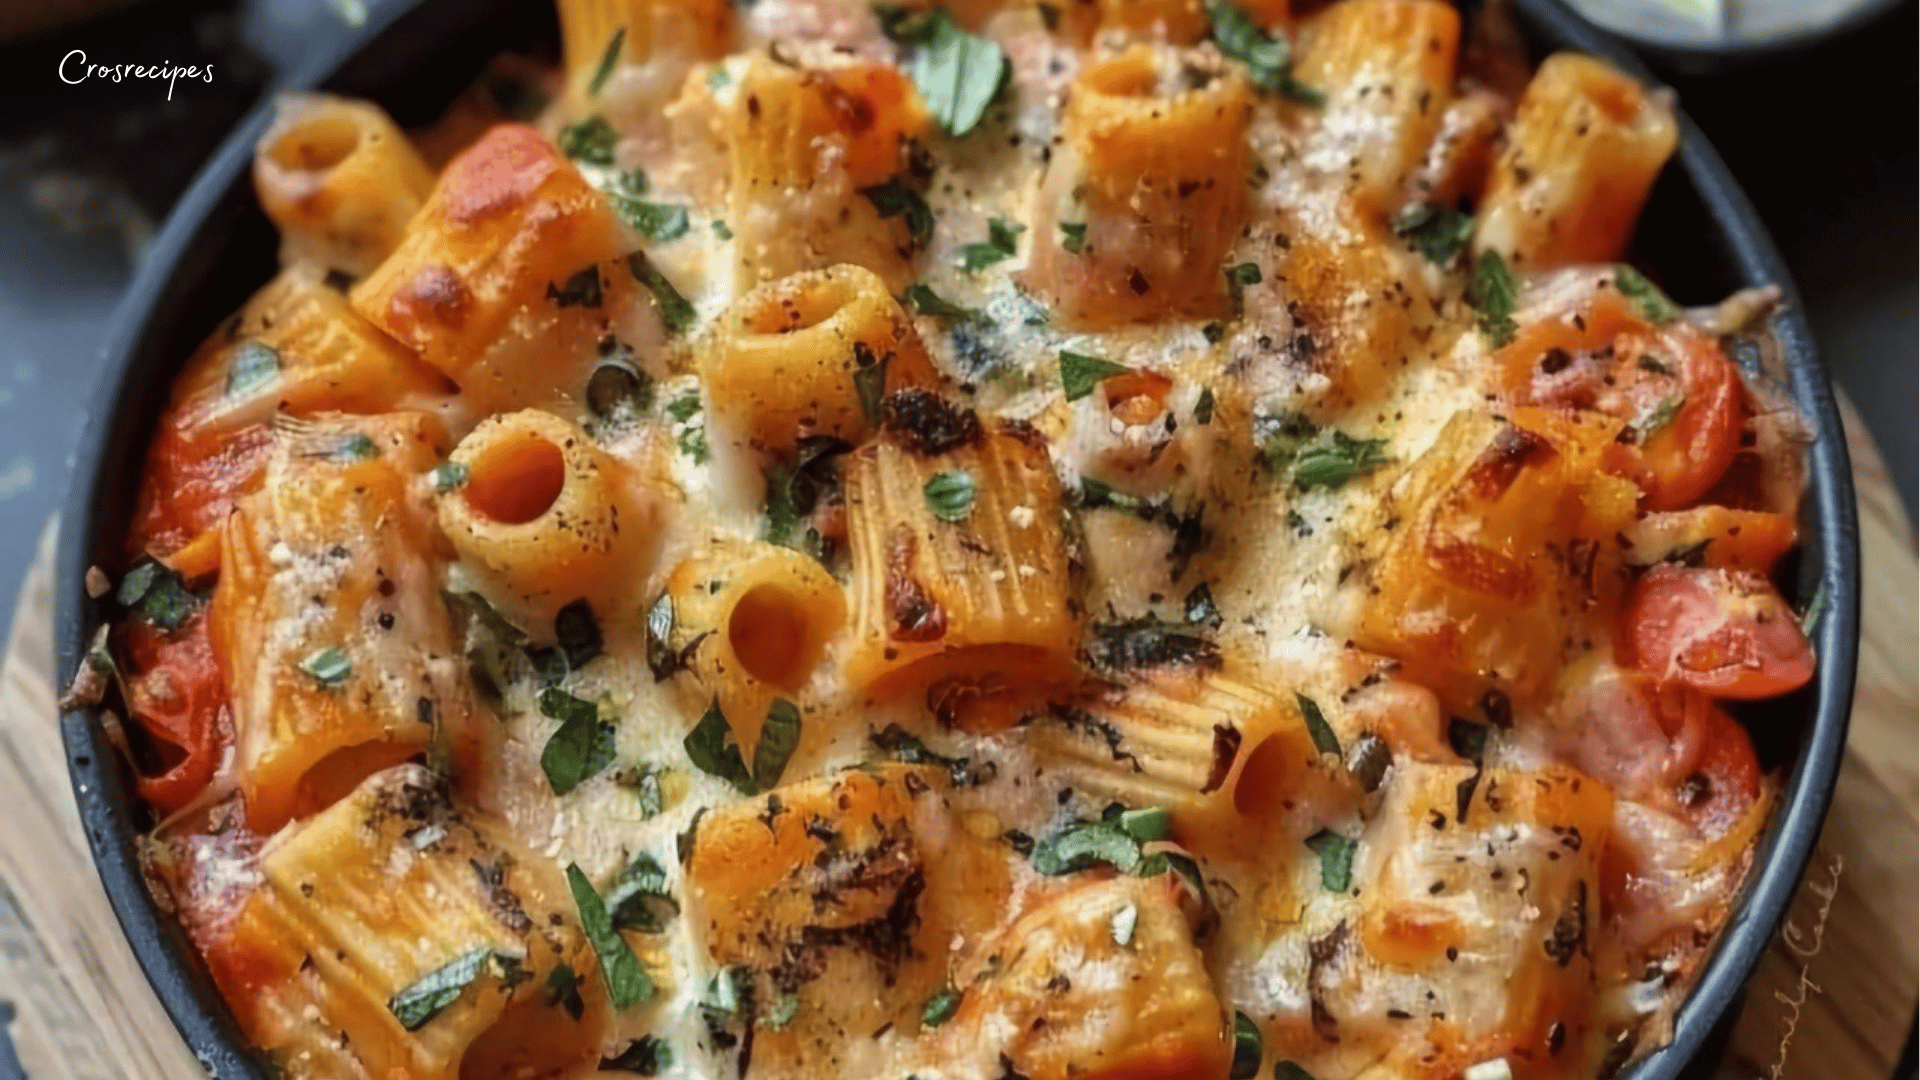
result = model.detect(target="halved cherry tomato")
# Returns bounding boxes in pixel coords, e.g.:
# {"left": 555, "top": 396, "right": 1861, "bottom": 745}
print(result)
{"left": 1507, "top": 299, "right": 1742, "bottom": 510}
{"left": 1623, "top": 565, "right": 1814, "bottom": 700}
{"left": 1663, "top": 690, "right": 1762, "bottom": 838}
{"left": 120, "top": 614, "right": 227, "bottom": 813}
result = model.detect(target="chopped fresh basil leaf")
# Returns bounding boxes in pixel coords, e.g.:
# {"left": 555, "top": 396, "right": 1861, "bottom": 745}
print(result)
{"left": 299, "top": 646, "right": 352, "bottom": 687}
{"left": 921, "top": 984, "right": 962, "bottom": 1027}
{"left": 1291, "top": 430, "right": 1391, "bottom": 490}
{"left": 684, "top": 698, "right": 755, "bottom": 792}
{"left": 861, "top": 178, "right": 936, "bottom": 250}
{"left": 565, "top": 863, "right": 655, "bottom": 1009}
{"left": 627, "top": 251, "right": 696, "bottom": 335}
{"left": 907, "top": 11, "right": 1007, "bottom": 136}
{"left": 116, "top": 561, "right": 197, "bottom": 631}
{"left": 539, "top": 687, "right": 616, "bottom": 795}
{"left": 903, "top": 283, "right": 979, "bottom": 321}
{"left": 1391, "top": 202, "right": 1475, "bottom": 264}
{"left": 1088, "top": 613, "right": 1220, "bottom": 672}
{"left": 1231, "top": 1010, "right": 1263, "bottom": 1079}
{"left": 1255, "top": 410, "right": 1319, "bottom": 472}
{"left": 431, "top": 461, "right": 469, "bottom": 494}
{"left": 1304, "top": 828, "right": 1357, "bottom": 892}
{"left": 587, "top": 355, "right": 654, "bottom": 418}
{"left": 1468, "top": 249, "right": 1519, "bottom": 346}
{"left": 1059, "top": 350, "right": 1131, "bottom": 402}
{"left": 1115, "top": 805, "right": 1172, "bottom": 843}
{"left": 588, "top": 26, "right": 626, "bottom": 96}
{"left": 389, "top": 947, "right": 496, "bottom": 1031}
{"left": 1059, "top": 220, "right": 1088, "bottom": 254}
{"left": 923, "top": 470, "right": 977, "bottom": 522}
{"left": 753, "top": 699, "right": 803, "bottom": 792}
{"left": 1194, "top": 386, "right": 1216, "bottom": 424}
{"left": 559, "top": 116, "right": 618, "bottom": 165}
{"left": 613, "top": 196, "right": 691, "bottom": 243}
{"left": 1031, "top": 821, "right": 1142, "bottom": 876}
{"left": 677, "top": 420, "right": 711, "bottom": 463}
{"left": 1345, "top": 733, "right": 1392, "bottom": 793}
{"left": 1613, "top": 265, "right": 1681, "bottom": 325}
{"left": 665, "top": 390, "right": 702, "bottom": 422}
{"left": 644, "top": 593, "right": 683, "bottom": 681}
{"left": 547, "top": 265, "right": 605, "bottom": 309}
{"left": 225, "top": 339, "right": 280, "bottom": 395}
{"left": 332, "top": 432, "right": 379, "bottom": 461}
{"left": 1109, "top": 902, "right": 1139, "bottom": 946}
{"left": 600, "top": 1036, "right": 672, "bottom": 1075}
{"left": 955, "top": 218, "right": 1023, "bottom": 270}
{"left": 765, "top": 435, "right": 850, "bottom": 558}
{"left": 546, "top": 963, "right": 585, "bottom": 1021}
{"left": 1136, "top": 849, "right": 1210, "bottom": 910}
{"left": 1225, "top": 261, "right": 1262, "bottom": 312}
{"left": 874, "top": 2, "right": 942, "bottom": 44}
{"left": 1296, "top": 693, "right": 1340, "bottom": 757}
{"left": 605, "top": 851, "right": 679, "bottom": 933}
{"left": 1207, "top": 0, "right": 1323, "bottom": 105}
{"left": 553, "top": 598, "right": 603, "bottom": 670}
{"left": 767, "top": 993, "right": 800, "bottom": 1029}
{"left": 711, "top": 217, "right": 733, "bottom": 240}
{"left": 614, "top": 169, "right": 648, "bottom": 196}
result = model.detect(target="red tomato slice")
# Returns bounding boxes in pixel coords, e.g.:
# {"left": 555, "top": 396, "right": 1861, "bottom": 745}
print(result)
{"left": 1667, "top": 690, "right": 1763, "bottom": 837}
{"left": 121, "top": 615, "right": 227, "bottom": 813}
{"left": 1624, "top": 565, "right": 1814, "bottom": 700}
{"left": 1513, "top": 310, "right": 1742, "bottom": 510}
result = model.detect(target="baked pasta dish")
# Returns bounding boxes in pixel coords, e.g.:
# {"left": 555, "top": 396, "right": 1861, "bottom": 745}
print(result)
{"left": 72, "top": 1, "right": 1824, "bottom": 1078}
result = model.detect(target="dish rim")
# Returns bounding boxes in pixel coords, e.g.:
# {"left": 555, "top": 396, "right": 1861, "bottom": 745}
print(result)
{"left": 52, "top": 2, "right": 1861, "bottom": 1078}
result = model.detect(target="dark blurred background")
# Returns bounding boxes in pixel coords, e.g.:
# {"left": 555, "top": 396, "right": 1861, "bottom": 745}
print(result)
{"left": 0, "top": 0, "right": 1908, "bottom": 1076}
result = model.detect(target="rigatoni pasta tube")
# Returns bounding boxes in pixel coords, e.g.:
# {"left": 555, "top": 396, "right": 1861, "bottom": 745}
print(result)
{"left": 1473, "top": 52, "right": 1678, "bottom": 270}
{"left": 131, "top": 265, "right": 447, "bottom": 569}
{"left": 843, "top": 417, "right": 1079, "bottom": 730}
{"left": 700, "top": 264, "right": 937, "bottom": 453}
{"left": 1293, "top": 0, "right": 1460, "bottom": 208}
{"left": 211, "top": 412, "right": 476, "bottom": 833}
{"left": 205, "top": 765, "right": 608, "bottom": 1080}
{"left": 1030, "top": 670, "right": 1347, "bottom": 857}
{"left": 351, "top": 124, "right": 630, "bottom": 389}
{"left": 558, "top": 0, "right": 732, "bottom": 97}
{"left": 1028, "top": 46, "right": 1253, "bottom": 326}
{"left": 728, "top": 57, "right": 931, "bottom": 290}
{"left": 659, "top": 539, "right": 845, "bottom": 756}
{"left": 253, "top": 94, "right": 436, "bottom": 279}
{"left": 437, "top": 409, "right": 654, "bottom": 618}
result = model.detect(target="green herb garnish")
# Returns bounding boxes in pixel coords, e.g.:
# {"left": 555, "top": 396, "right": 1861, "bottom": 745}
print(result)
{"left": 116, "top": 561, "right": 196, "bottom": 631}
{"left": 565, "top": 863, "right": 655, "bottom": 1009}
{"left": 1207, "top": 0, "right": 1323, "bottom": 105}
{"left": 921, "top": 985, "right": 963, "bottom": 1027}
{"left": 627, "top": 251, "right": 696, "bottom": 335}
{"left": 604, "top": 851, "right": 679, "bottom": 933}
{"left": 1468, "top": 249, "right": 1519, "bottom": 346}
{"left": 903, "top": 283, "right": 979, "bottom": 321}
{"left": 684, "top": 698, "right": 755, "bottom": 792}
{"left": 923, "top": 470, "right": 977, "bottom": 522}
{"left": 225, "top": 339, "right": 280, "bottom": 395}
{"left": 1391, "top": 202, "right": 1475, "bottom": 264}
{"left": 1291, "top": 430, "right": 1391, "bottom": 490}
{"left": 1059, "top": 221, "right": 1088, "bottom": 254}
{"left": 1304, "top": 828, "right": 1357, "bottom": 892}
{"left": 539, "top": 687, "right": 616, "bottom": 795}
{"left": 862, "top": 178, "right": 936, "bottom": 250}
{"left": 299, "top": 646, "right": 352, "bottom": 688}
{"left": 1613, "top": 265, "right": 1681, "bottom": 325}
{"left": 753, "top": 699, "right": 803, "bottom": 792}
{"left": 613, "top": 197, "right": 691, "bottom": 243}
{"left": 906, "top": 10, "right": 1008, "bottom": 136}
{"left": 1231, "top": 1010, "right": 1263, "bottom": 1079}
{"left": 954, "top": 217, "right": 1023, "bottom": 271}
{"left": 1296, "top": 692, "right": 1340, "bottom": 757}
{"left": 559, "top": 116, "right": 618, "bottom": 165}
{"left": 389, "top": 948, "right": 497, "bottom": 1031}
{"left": 1059, "top": 350, "right": 1131, "bottom": 402}
{"left": 588, "top": 27, "right": 626, "bottom": 96}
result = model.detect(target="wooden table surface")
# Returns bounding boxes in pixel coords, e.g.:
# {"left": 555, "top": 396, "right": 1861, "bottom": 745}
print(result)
{"left": 0, "top": 402, "right": 1910, "bottom": 1080}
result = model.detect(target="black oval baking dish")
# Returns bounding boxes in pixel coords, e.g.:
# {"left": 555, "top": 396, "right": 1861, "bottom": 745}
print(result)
{"left": 54, "top": 1, "right": 1861, "bottom": 1078}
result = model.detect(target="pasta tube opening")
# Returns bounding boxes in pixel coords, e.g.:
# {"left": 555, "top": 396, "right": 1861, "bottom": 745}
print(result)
{"left": 254, "top": 94, "right": 436, "bottom": 279}
{"left": 461, "top": 429, "right": 568, "bottom": 525}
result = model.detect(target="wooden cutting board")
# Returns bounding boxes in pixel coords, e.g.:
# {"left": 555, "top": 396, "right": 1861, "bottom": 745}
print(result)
{"left": 0, "top": 402, "right": 1910, "bottom": 1080}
